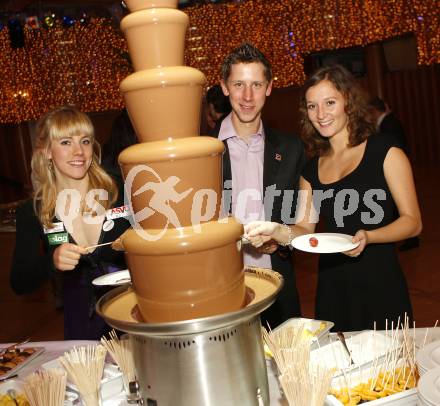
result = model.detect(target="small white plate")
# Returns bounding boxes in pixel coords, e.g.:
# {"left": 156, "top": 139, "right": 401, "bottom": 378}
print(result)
{"left": 0, "top": 378, "right": 24, "bottom": 393}
{"left": 291, "top": 233, "right": 359, "bottom": 254}
{"left": 418, "top": 366, "right": 440, "bottom": 405}
{"left": 417, "top": 340, "right": 440, "bottom": 372}
{"left": 92, "top": 270, "right": 131, "bottom": 286}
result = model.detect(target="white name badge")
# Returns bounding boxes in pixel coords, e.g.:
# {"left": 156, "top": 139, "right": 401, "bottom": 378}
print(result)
{"left": 106, "top": 205, "right": 131, "bottom": 220}
{"left": 103, "top": 219, "right": 114, "bottom": 232}
{"left": 43, "top": 222, "right": 65, "bottom": 234}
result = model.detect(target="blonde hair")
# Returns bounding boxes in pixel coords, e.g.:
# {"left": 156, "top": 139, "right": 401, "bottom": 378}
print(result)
{"left": 31, "top": 106, "right": 118, "bottom": 228}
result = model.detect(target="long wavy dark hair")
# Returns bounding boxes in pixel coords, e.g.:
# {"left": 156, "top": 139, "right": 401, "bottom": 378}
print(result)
{"left": 299, "top": 64, "right": 375, "bottom": 157}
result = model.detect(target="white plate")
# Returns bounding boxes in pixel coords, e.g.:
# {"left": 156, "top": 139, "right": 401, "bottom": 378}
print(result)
{"left": 0, "top": 378, "right": 24, "bottom": 394}
{"left": 291, "top": 233, "right": 359, "bottom": 254}
{"left": 92, "top": 270, "right": 131, "bottom": 286}
{"left": 418, "top": 366, "right": 440, "bottom": 405}
{"left": 417, "top": 340, "right": 440, "bottom": 372}
{"left": 428, "top": 341, "right": 440, "bottom": 367}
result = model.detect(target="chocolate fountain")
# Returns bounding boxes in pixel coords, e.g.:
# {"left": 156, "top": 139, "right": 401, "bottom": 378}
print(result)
{"left": 97, "top": 1, "right": 283, "bottom": 404}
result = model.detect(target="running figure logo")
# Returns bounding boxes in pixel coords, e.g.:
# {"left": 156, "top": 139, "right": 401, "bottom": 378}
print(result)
{"left": 125, "top": 164, "right": 193, "bottom": 241}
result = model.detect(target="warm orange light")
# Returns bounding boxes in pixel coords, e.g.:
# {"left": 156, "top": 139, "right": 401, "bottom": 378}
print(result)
{"left": 0, "top": 1, "right": 438, "bottom": 123}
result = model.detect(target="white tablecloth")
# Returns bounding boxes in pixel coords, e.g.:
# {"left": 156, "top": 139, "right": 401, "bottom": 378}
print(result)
{"left": 2, "top": 327, "right": 440, "bottom": 405}
{"left": 0, "top": 340, "right": 285, "bottom": 405}
{"left": 0, "top": 341, "right": 127, "bottom": 405}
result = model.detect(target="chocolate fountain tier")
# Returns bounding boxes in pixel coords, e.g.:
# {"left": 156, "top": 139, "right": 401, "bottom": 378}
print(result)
{"left": 119, "top": 136, "right": 224, "bottom": 229}
{"left": 120, "top": 67, "right": 206, "bottom": 142}
{"left": 97, "top": 267, "right": 282, "bottom": 335}
{"left": 114, "top": 1, "right": 281, "bottom": 402}
{"left": 121, "top": 8, "right": 189, "bottom": 71}
{"left": 119, "top": 218, "right": 245, "bottom": 322}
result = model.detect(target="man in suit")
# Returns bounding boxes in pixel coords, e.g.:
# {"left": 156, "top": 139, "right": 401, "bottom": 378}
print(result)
{"left": 369, "top": 97, "right": 419, "bottom": 251}
{"left": 216, "top": 42, "right": 306, "bottom": 327}
{"left": 205, "top": 84, "right": 231, "bottom": 137}
{"left": 369, "top": 97, "right": 407, "bottom": 151}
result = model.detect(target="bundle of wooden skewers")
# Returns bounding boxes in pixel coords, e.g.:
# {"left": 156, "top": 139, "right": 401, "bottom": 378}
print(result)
{"left": 328, "top": 316, "right": 439, "bottom": 405}
{"left": 264, "top": 315, "right": 439, "bottom": 406}
{"left": 23, "top": 368, "right": 67, "bottom": 406}
{"left": 263, "top": 324, "right": 334, "bottom": 406}
{"left": 0, "top": 331, "right": 138, "bottom": 406}
{"left": 101, "top": 330, "right": 136, "bottom": 396}
{"left": 59, "top": 345, "right": 107, "bottom": 406}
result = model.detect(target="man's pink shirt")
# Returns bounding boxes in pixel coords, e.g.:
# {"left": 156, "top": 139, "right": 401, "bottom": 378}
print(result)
{"left": 218, "top": 113, "right": 272, "bottom": 268}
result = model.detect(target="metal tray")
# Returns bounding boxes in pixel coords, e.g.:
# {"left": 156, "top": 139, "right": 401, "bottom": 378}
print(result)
{"left": 0, "top": 346, "right": 44, "bottom": 380}
{"left": 310, "top": 330, "right": 399, "bottom": 375}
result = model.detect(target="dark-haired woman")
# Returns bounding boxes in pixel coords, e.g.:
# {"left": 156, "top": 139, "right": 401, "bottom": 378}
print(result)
{"left": 244, "top": 65, "right": 421, "bottom": 331}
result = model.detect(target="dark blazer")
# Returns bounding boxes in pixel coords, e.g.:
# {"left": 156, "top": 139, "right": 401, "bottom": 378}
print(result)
{"left": 219, "top": 125, "right": 306, "bottom": 327}
{"left": 10, "top": 194, "right": 130, "bottom": 340}
{"left": 379, "top": 112, "right": 407, "bottom": 151}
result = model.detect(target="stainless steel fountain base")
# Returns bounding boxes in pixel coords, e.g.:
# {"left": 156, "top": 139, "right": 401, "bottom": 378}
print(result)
{"left": 131, "top": 315, "right": 267, "bottom": 405}
{"left": 96, "top": 267, "right": 283, "bottom": 406}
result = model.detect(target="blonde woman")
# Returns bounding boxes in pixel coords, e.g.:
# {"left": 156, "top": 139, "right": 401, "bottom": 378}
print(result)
{"left": 10, "top": 106, "right": 131, "bottom": 339}
{"left": 245, "top": 65, "right": 421, "bottom": 332}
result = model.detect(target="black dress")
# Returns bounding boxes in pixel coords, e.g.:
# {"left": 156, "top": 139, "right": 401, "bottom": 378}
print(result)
{"left": 10, "top": 195, "right": 131, "bottom": 340}
{"left": 302, "top": 135, "right": 412, "bottom": 331}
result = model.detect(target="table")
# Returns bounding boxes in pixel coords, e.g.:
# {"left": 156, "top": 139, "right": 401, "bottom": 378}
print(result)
{"left": 2, "top": 327, "right": 440, "bottom": 405}
{"left": 0, "top": 341, "right": 127, "bottom": 406}
{"left": 1, "top": 340, "right": 286, "bottom": 405}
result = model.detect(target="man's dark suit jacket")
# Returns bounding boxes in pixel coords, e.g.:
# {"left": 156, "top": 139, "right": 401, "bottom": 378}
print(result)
{"left": 379, "top": 112, "right": 407, "bottom": 151}
{"left": 218, "top": 125, "right": 306, "bottom": 328}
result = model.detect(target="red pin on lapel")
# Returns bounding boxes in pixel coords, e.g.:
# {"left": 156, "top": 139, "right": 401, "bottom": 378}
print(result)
{"left": 275, "top": 153, "right": 282, "bottom": 161}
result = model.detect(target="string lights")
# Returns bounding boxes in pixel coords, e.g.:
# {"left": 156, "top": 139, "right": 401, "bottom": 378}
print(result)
{"left": 0, "top": 0, "right": 438, "bottom": 123}
{"left": 0, "top": 18, "right": 129, "bottom": 123}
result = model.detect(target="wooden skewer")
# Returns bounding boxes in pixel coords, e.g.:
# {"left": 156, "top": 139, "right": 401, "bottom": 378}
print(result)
{"left": 85, "top": 237, "right": 122, "bottom": 251}
{"left": 85, "top": 241, "right": 113, "bottom": 251}
{"left": 241, "top": 235, "right": 251, "bottom": 244}
{"left": 422, "top": 319, "right": 439, "bottom": 348}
